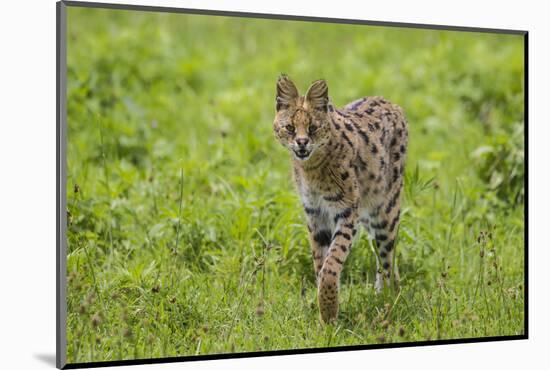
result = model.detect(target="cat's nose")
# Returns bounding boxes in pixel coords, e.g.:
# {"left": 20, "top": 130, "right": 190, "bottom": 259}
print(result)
{"left": 296, "top": 137, "right": 309, "bottom": 147}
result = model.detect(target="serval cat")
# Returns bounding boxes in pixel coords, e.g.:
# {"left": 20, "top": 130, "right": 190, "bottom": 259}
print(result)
{"left": 272, "top": 75, "right": 408, "bottom": 323}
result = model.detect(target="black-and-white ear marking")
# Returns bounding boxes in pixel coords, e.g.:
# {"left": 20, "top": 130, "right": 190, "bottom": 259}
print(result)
{"left": 305, "top": 79, "right": 329, "bottom": 112}
{"left": 276, "top": 74, "right": 299, "bottom": 111}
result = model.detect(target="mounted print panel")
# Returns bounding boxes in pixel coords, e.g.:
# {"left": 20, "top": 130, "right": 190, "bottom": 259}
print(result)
{"left": 57, "top": 1, "right": 527, "bottom": 368}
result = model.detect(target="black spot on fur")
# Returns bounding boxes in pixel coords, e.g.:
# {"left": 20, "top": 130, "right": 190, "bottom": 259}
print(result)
{"left": 304, "top": 206, "right": 320, "bottom": 215}
{"left": 313, "top": 230, "right": 332, "bottom": 247}
{"left": 357, "top": 128, "right": 370, "bottom": 144}
{"left": 376, "top": 234, "right": 388, "bottom": 241}
{"left": 385, "top": 191, "right": 400, "bottom": 214}
{"left": 334, "top": 208, "right": 352, "bottom": 223}
{"left": 341, "top": 171, "right": 350, "bottom": 181}
{"left": 341, "top": 131, "right": 353, "bottom": 147}
{"left": 357, "top": 155, "right": 368, "bottom": 170}
{"left": 372, "top": 220, "right": 388, "bottom": 229}
{"left": 392, "top": 167, "right": 399, "bottom": 184}
{"left": 389, "top": 212, "right": 400, "bottom": 232}
{"left": 383, "top": 262, "right": 390, "bottom": 269}
{"left": 343, "top": 222, "right": 354, "bottom": 229}
{"left": 371, "top": 144, "right": 378, "bottom": 154}
{"left": 333, "top": 231, "right": 351, "bottom": 241}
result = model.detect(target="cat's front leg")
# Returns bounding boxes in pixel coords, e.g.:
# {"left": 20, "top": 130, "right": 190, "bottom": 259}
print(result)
{"left": 317, "top": 206, "right": 358, "bottom": 324}
{"left": 303, "top": 203, "right": 331, "bottom": 284}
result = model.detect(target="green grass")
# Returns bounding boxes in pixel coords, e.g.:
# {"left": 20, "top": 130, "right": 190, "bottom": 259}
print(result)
{"left": 65, "top": 6, "right": 525, "bottom": 364}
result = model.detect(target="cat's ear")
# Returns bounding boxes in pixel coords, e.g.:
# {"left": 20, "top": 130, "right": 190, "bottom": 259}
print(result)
{"left": 276, "top": 74, "right": 299, "bottom": 111}
{"left": 305, "top": 79, "right": 329, "bottom": 112}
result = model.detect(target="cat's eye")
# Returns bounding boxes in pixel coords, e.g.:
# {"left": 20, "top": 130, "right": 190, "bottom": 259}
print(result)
{"left": 286, "top": 124, "right": 295, "bottom": 133}
{"left": 308, "top": 124, "right": 318, "bottom": 134}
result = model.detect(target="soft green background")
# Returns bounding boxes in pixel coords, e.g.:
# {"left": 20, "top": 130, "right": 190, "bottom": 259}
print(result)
{"left": 66, "top": 6, "right": 525, "bottom": 364}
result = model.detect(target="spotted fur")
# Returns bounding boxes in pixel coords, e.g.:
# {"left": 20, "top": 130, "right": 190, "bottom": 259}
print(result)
{"left": 272, "top": 75, "right": 408, "bottom": 323}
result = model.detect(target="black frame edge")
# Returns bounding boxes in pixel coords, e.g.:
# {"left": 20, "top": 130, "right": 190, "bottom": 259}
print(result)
{"left": 523, "top": 32, "right": 529, "bottom": 338}
{"left": 63, "top": 335, "right": 527, "bottom": 369}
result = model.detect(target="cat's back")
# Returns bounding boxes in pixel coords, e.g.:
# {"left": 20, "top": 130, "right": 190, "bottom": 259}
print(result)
{"left": 342, "top": 96, "right": 406, "bottom": 128}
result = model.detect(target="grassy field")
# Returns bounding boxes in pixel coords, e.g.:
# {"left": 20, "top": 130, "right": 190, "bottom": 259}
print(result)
{"left": 65, "top": 6, "right": 525, "bottom": 364}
